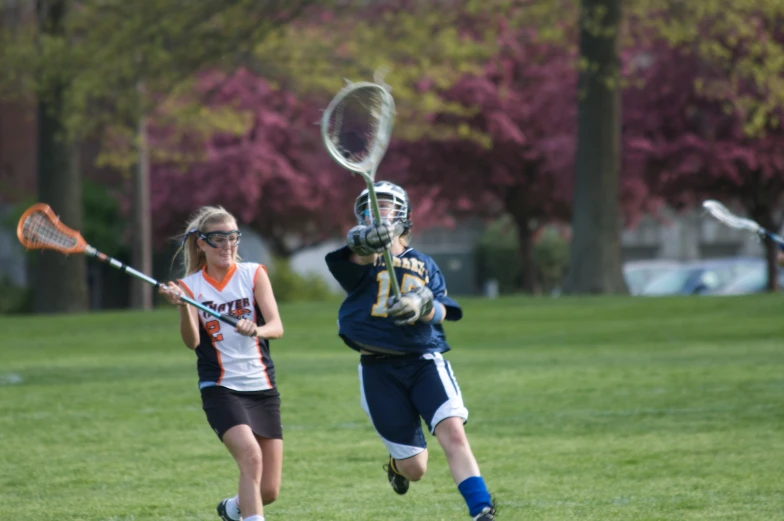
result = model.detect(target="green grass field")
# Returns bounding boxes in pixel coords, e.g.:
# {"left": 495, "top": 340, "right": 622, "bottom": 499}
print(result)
{"left": 1, "top": 295, "right": 783, "bottom": 521}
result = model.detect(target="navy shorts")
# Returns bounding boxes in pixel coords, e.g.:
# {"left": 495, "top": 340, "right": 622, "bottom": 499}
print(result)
{"left": 358, "top": 352, "right": 468, "bottom": 460}
{"left": 200, "top": 385, "right": 282, "bottom": 441}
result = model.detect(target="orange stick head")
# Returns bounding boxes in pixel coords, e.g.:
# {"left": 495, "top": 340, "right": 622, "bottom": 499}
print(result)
{"left": 16, "top": 203, "right": 87, "bottom": 254}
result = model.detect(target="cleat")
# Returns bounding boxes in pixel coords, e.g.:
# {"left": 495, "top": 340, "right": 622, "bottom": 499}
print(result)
{"left": 472, "top": 498, "right": 497, "bottom": 521}
{"left": 382, "top": 455, "right": 409, "bottom": 495}
{"left": 472, "top": 505, "right": 496, "bottom": 521}
{"left": 216, "top": 499, "right": 239, "bottom": 521}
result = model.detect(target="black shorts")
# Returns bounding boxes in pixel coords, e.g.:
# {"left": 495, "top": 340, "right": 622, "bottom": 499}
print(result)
{"left": 200, "top": 385, "right": 283, "bottom": 441}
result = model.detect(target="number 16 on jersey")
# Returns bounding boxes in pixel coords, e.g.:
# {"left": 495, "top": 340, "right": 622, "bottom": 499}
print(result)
{"left": 371, "top": 271, "right": 424, "bottom": 316}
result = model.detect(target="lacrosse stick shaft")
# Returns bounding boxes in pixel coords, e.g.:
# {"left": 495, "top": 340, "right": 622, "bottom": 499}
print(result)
{"left": 759, "top": 230, "right": 784, "bottom": 250}
{"left": 83, "top": 246, "right": 243, "bottom": 328}
{"left": 364, "top": 176, "right": 402, "bottom": 299}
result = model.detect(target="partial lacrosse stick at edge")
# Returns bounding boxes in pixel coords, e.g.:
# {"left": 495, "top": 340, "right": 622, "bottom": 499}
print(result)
{"left": 702, "top": 199, "right": 784, "bottom": 250}
{"left": 16, "top": 203, "right": 250, "bottom": 331}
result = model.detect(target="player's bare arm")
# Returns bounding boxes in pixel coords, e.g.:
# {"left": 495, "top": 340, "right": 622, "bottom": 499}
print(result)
{"left": 251, "top": 266, "right": 284, "bottom": 339}
{"left": 178, "top": 302, "right": 200, "bottom": 349}
{"left": 159, "top": 281, "right": 200, "bottom": 349}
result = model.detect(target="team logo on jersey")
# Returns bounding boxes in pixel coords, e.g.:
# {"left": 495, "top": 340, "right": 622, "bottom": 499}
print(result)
{"left": 381, "top": 256, "right": 427, "bottom": 277}
{"left": 200, "top": 297, "right": 253, "bottom": 320}
{"left": 227, "top": 307, "right": 253, "bottom": 320}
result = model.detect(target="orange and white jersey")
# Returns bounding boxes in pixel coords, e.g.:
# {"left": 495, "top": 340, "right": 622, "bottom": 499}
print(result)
{"left": 178, "top": 262, "right": 275, "bottom": 392}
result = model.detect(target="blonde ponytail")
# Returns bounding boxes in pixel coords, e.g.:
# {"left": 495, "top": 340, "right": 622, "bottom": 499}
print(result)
{"left": 171, "top": 206, "right": 237, "bottom": 276}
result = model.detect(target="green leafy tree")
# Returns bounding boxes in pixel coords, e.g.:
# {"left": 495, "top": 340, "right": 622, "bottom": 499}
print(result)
{"left": 252, "top": 1, "right": 498, "bottom": 140}
{"left": 0, "top": 0, "right": 319, "bottom": 312}
{"left": 628, "top": 0, "right": 784, "bottom": 136}
{"left": 624, "top": 40, "right": 784, "bottom": 291}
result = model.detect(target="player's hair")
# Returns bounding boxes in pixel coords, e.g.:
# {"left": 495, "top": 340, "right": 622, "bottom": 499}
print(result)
{"left": 173, "top": 206, "right": 238, "bottom": 276}
{"left": 399, "top": 229, "right": 412, "bottom": 247}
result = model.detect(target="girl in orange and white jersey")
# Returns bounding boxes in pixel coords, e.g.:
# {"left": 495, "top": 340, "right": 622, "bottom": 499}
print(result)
{"left": 160, "top": 206, "right": 283, "bottom": 521}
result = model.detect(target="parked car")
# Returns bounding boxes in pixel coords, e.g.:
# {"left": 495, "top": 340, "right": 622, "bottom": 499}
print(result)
{"left": 639, "top": 257, "right": 765, "bottom": 296}
{"left": 623, "top": 259, "right": 683, "bottom": 295}
{"left": 703, "top": 264, "right": 784, "bottom": 295}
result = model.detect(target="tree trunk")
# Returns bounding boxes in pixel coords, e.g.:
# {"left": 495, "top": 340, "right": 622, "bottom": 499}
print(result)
{"left": 749, "top": 205, "right": 780, "bottom": 292}
{"left": 130, "top": 112, "right": 153, "bottom": 310}
{"left": 516, "top": 218, "right": 539, "bottom": 295}
{"left": 34, "top": 0, "right": 88, "bottom": 314}
{"left": 764, "top": 238, "right": 780, "bottom": 292}
{"left": 504, "top": 184, "right": 540, "bottom": 294}
{"left": 563, "top": 0, "right": 627, "bottom": 295}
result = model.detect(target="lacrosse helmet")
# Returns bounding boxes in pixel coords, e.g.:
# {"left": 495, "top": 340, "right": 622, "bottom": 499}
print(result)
{"left": 354, "top": 181, "right": 412, "bottom": 231}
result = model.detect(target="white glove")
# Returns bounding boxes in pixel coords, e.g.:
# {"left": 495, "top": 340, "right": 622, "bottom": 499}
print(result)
{"left": 386, "top": 286, "right": 434, "bottom": 325}
{"left": 347, "top": 221, "right": 404, "bottom": 256}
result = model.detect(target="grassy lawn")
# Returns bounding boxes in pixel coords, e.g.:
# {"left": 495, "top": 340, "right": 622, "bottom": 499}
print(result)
{"left": 1, "top": 295, "right": 783, "bottom": 520}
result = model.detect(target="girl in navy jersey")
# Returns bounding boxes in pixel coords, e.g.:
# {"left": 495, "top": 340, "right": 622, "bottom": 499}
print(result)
{"left": 160, "top": 205, "right": 283, "bottom": 521}
{"left": 325, "top": 182, "right": 496, "bottom": 521}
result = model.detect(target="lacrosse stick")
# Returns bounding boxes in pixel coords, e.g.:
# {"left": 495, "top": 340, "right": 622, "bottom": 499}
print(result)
{"left": 321, "top": 70, "right": 401, "bottom": 297}
{"left": 16, "top": 203, "right": 252, "bottom": 332}
{"left": 702, "top": 200, "right": 784, "bottom": 250}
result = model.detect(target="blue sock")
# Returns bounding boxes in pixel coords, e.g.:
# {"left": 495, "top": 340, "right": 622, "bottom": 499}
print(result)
{"left": 457, "top": 476, "right": 493, "bottom": 516}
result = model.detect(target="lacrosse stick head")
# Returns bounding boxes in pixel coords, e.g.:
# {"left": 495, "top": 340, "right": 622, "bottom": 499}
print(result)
{"left": 321, "top": 81, "right": 396, "bottom": 180}
{"left": 702, "top": 200, "right": 761, "bottom": 234}
{"left": 16, "top": 203, "right": 88, "bottom": 253}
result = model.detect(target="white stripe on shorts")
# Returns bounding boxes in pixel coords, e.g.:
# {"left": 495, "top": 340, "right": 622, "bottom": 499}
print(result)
{"left": 423, "top": 352, "right": 469, "bottom": 432}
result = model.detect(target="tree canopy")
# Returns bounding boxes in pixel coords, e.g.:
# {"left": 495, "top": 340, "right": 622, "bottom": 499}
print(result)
{"left": 624, "top": 38, "right": 784, "bottom": 288}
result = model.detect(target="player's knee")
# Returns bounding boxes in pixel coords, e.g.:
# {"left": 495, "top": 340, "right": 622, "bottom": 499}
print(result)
{"left": 408, "top": 466, "right": 427, "bottom": 482}
{"left": 402, "top": 464, "right": 427, "bottom": 482}
{"left": 444, "top": 430, "right": 470, "bottom": 450}
{"left": 238, "top": 448, "right": 263, "bottom": 478}
{"left": 261, "top": 485, "right": 279, "bottom": 505}
{"left": 435, "top": 419, "right": 470, "bottom": 452}
{"left": 398, "top": 457, "right": 427, "bottom": 481}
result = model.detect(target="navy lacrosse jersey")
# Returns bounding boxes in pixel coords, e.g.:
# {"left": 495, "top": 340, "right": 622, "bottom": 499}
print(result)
{"left": 325, "top": 246, "right": 463, "bottom": 355}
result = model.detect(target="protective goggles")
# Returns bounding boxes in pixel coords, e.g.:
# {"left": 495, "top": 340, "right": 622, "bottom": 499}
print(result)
{"left": 198, "top": 230, "right": 242, "bottom": 248}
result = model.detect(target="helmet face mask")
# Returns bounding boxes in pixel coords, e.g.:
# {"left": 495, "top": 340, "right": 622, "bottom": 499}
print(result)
{"left": 354, "top": 181, "right": 412, "bottom": 231}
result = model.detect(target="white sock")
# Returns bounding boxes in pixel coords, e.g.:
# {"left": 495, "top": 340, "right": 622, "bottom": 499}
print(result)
{"left": 226, "top": 496, "right": 241, "bottom": 520}
{"left": 243, "top": 516, "right": 264, "bottom": 521}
